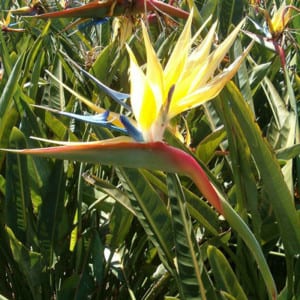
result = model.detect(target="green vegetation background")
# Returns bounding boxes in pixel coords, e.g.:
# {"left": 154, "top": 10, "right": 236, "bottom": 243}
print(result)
{"left": 0, "top": 0, "right": 299, "bottom": 299}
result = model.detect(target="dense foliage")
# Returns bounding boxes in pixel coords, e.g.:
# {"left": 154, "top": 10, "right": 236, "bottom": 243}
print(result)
{"left": 0, "top": 0, "right": 299, "bottom": 299}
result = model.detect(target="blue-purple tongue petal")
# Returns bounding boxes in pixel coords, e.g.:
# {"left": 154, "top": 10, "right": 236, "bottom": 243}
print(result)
{"left": 35, "top": 106, "right": 127, "bottom": 134}
{"left": 63, "top": 53, "right": 131, "bottom": 111}
{"left": 120, "top": 115, "right": 144, "bottom": 142}
{"left": 78, "top": 17, "right": 110, "bottom": 30}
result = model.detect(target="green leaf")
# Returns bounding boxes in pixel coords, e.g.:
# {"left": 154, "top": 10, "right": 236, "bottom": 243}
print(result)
{"left": 36, "top": 159, "right": 67, "bottom": 265}
{"left": 0, "top": 107, "right": 19, "bottom": 167}
{"left": 5, "top": 129, "right": 36, "bottom": 244}
{"left": 234, "top": 39, "right": 254, "bottom": 112}
{"left": 262, "top": 77, "right": 296, "bottom": 149}
{"left": 142, "top": 170, "right": 220, "bottom": 235}
{"left": 225, "top": 81, "right": 300, "bottom": 255}
{"left": 21, "top": 21, "right": 51, "bottom": 87}
{"left": 82, "top": 174, "right": 136, "bottom": 215}
{"left": 199, "top": 0, "right": 218, "bottom": 24}
{"left": 249, "top": 62, "right": 271, "bottom": 94}
{"left": 90, "top": 231, "right": 105, "bottom": 285}
{"left": 117, "top": 167, "right": 175, "bottom": 272}
{"left": 220, "top": 198, "right": 277, "bottom": 300}
{"left": 219, "top": 0, "right": 244, "bottom": 38}
{"left": 196, "top": 127, "right": 227, "bottom": 164}
{"left": 0, "top": 50, "right": 26, "bottom": 119}
{"left": 0, "top": 29, "right": 13, "bottom": 74}
{"left": 57, "top": 274, "right": 80, "bottom": 299}
{"left": 28, "top": 51, "right": 45, "bottom": 100}
{"left": 6, "top": 226, "right": 42, "bottom": 300}
{"left": 167, "top": 173, "right": 212, "bottom": 299}
{"left": 69, "top": 209, "right": 78, "bottom": 252}
{"left": 90, "top": 42, "right": 117, "bottom": 85}
{"left": 214, "top": 96, "right": 261, "bottom": 236}
{"left": 276, "top": 144, "right": 300, "bottom": 161}
{"left": 109, "top": 202, "right": 134, "bottom": 249}
{"left": 208, "top": 245, "right": 247, "bottom": 300}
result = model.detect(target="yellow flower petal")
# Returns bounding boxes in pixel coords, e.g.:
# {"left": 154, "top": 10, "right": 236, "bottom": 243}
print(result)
{"left": 164, "top": 12, "right": 193, "bottom": 89}
{"left": 174, "top": 20, "right": 243, "bottom": 105}
{"left": 270, "top": 2, "right": 290, "bottom": 36}
{"left": 141, "top": 22, "right": 165, "bottom": 108}
{"left": 127, "top": 45, "right": 157, "bottom": 133}
{"left": 198, "top": 20, "right": 244, "bottom": 86}
{"left": 170, "top": 80, "right": 225, "bottom": 117}
{"left": 175, "top": 22, "right": 218, "bottom": 100}
{"left": 170, "top": 43, "right": 252, "bottom": 117}
{"left": 171, "top": 20, "right": 243, "bottom": 112}
{"left": 6, "top": 12, "right": 11, "bottom": 25}
{"left": 126, "top": 11, "right": 249, "bottom": 142}
{"left": 185, "top": 21, "right": 218, "bottom": 71}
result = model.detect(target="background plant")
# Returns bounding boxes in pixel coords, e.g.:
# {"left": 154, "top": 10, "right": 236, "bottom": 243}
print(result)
{"left": 0, "top": 0, "right": 299, "bottom": 299}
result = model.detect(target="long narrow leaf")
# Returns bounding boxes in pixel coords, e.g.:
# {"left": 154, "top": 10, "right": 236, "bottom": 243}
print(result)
{"left": 37, "top": 160, "right": 66, "bottom": 265}
{"left": 221, "top": 198, "right": 277, "bottom": 300}
{"left": 208, "top": 245, "right": 248, "bottom": 300}
{"left": 5, "top": 130, "right": 36, "bottom": 245}
{"left": 62, "top": 53, "right": 131, "bottom": 110}
{"left": 142, "top": 169, "right": 220, "bottom": 235}
{"left": 225, "top": 81, "right": 300, "bottom": 255}
{"left": 5, "top": 227, "right": 42, "bottom": 300}
{"left": 1, "top": 138, "right": 276, "bottom": 298}
{"left": 0, "top": 52, "right": 25, "bottom": 119}
{"left": 167, "top": 173, "right": 205, "bottom": 299}
{"left": 116, "top": 167, "right": 175, "bottom": 272}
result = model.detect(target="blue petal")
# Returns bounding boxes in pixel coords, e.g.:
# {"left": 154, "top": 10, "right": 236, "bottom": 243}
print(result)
{"left": 36, "top": 106, "right": 127, "bottom": 134}
{"left": 120, "top": 115, "right": 144, "bottom": 142}
{"left": 60, "top": 110, "right": 127, "bottom": 133}
{"left": 62, "top": 54, "right": 131, "bottom": 111}
{"left": 78, "top": 17, "right": 109, "bottom": 30}
{"left": 8, "top": 22, "right": 20, "bottom": 27}
{"left": 59, "top": 110, "right": 109, "bottom": 123}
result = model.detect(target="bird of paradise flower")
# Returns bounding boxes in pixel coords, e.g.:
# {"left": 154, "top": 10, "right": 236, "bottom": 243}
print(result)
{"left": 245, "top": 1, "right": 300, "bottom": 66}
{"left": 10, "top": 0, "right": 189, "bottom": 37}
{"left": 0, "top": 12, "right": 25, "bottom": 32}
{"left": 1, "top": 12, "right": 277, "bottom": 299}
